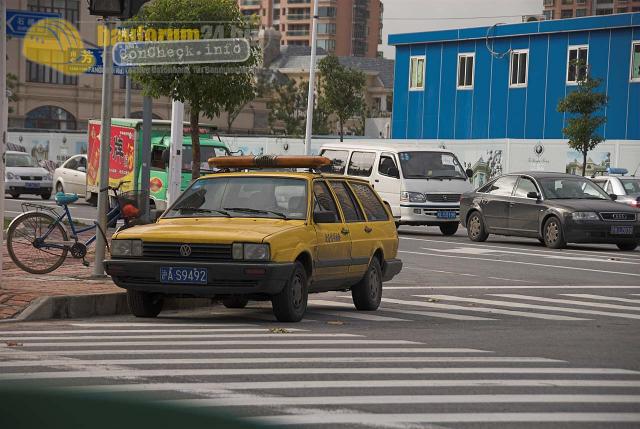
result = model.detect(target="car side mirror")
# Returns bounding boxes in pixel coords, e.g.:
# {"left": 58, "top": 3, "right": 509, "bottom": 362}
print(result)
{"left": 77, "top": 166, "right": 86, "bottom": 173}
{"left": 609, "top": 193, "right": 618, "bottom": 201}
{"left": 149, "top": 209, "right": 163, "bottom": 222}
{"left": 388, "top": 166, "right": 399, "bottom": 178}
{"left": 465, "top": 168, "right": 474, "bottom": 180}
{"left": 313, "top": 211, "right": 337, "bottom": 224}
{"left": 527, "top": 191, "right": 540, "bottom": 200}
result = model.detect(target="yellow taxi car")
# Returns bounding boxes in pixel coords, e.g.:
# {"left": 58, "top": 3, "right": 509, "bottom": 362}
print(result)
{"left": 105, "top": 156, "right": 402, "bottom": 322}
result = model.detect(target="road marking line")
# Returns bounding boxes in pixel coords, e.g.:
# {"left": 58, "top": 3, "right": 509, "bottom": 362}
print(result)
{"left": 419, "top": 295, "right": 640, "bottom": 320}
{"left": 405, "top": 267, "right": 480, "bottom": 277}
{"left": 562, "top": 294, "right": 640, "bottom": 304}
{"left": 6, "top": 339, "right": 418, "bottom": 348}
{"left": 250, "top": 412, "right": 640, "bottom": 425}
{"left": 490, "top": 294, "right": 640, "bottom": 312}
{"left": 0, "top": 356, "right": 563, "bottom": 368}
{"left": 0, "top": 333, "right": 359, "bottom": 341}
{"left": 0, "top": 328, "right": 305, "bottom": 335}
{"left": 380, "top": 297, "right": 587, "bottom": 321}
{"left": 307, "top": 311, "right": 407, "bottom": 322}
{"left": 68, "top": 323, "right": 257, "bottom": 327}
{"left": 172, "top": 394, "right": 640, "bottom": 407}
{"left": 1, "top": 367, "right": 634, "bottom": 380}
{"left": 487, "top": 277, "right": 538, "bottom": 283}
{"left": 68, "top": 379, "right": 640, "bottom": 392}
{"left": 385, "top": 286, "right": 640, "bottom": 289}
{"left": 399, "top": 249, "right": 640, "bottom": 278}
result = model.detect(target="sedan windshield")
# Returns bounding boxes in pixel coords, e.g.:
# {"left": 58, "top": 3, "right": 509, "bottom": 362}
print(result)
{"left": 620, "top": 179, "right": 640, "bottom": 195}
{"left": 165, "top": 177, "right": 308, "bottom": 220}
{"left": 7, "top": 153, "right": 37, "bottom": 168}
{"left": 538, "top": 178, "right": 611, "bottom": 200}
{"left": 398, "top": 151, "right": 466, "bottom": 179}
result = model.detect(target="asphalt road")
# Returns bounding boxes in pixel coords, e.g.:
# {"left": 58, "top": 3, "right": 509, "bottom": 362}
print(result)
{"left": 1, "top": 226, "right": 639, "bottom": 428}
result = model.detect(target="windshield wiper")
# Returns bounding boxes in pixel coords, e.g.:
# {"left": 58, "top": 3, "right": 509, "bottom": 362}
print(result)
{"left": 224, "top": 207, "right": 288, "bottom": 219}
{"left": 175, "top": 207, "right": 230, "bottom": 217}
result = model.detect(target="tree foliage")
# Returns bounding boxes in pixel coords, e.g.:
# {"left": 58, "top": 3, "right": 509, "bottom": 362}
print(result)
{"left": 6, "top": 73, "right": 19, "bottom": 114}
{"left": 131, "top": 0, "right": 259, "bottom": 180}
{"left": 267, "top": 77, "right": 330, "bottom": 136}
{"left": 557, "top": 63, "right": 608, "bottom": 177}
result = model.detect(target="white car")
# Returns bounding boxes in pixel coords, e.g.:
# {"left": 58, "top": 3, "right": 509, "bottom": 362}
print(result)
{"left": 4, "top": 151, "right": 53, "bottom": 200}
{"left": 53, "top": 154, "right": 87, "bottom": 197}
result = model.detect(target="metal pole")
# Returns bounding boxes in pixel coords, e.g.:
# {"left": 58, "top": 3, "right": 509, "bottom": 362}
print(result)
{"left": 140, "top": 96, "right": 152, "bottom": 220}
{"left": 124, "top": 75, "right": 132, "bottom": 118}
{"left": 167, "top": 100, "right": 184, "bottom": 207}
{"left": 93, "top": 18, "right": 115, "bottom": 277}
{"left": 0, "top": 0, "right": 7, "bottom": 279}
{"left": 303, "top": 0, "right": 320, "bottom": 156}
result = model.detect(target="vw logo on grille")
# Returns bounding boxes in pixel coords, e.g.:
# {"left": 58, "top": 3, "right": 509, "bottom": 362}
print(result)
{"left": 442, "top": 195, "right": 449, "bottom": 201}
{"left": 179, "top": 244, "right": 192, "bottom": 257}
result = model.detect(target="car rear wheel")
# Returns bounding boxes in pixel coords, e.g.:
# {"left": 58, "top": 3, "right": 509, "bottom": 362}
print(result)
{"left": 439, "top": 222, "right": 459, "bottom": 236}
{"left": 271, "top": 262, "right": 308, "bottom": 322}
{"left": 617, "top": 242, "right": 638, "bottom": 251}
{"left": 467, "top": 212, "right": 489, "bottom": 242}
{"left": 222, "top": 295, "right": 249, "bottom": 309}
{"left": 86, "top": 193, "right": 97, "bottom": 207}
{"left": 352, "top": 257, "right": 382, "bottom": 311}
{"left": 127, "top": 290, "right": 164, "bottom": 318}
{"left": 41, "top": 193, "right": 51, "bottom": 200}
{"left": 543, "top": 216, "right": 566, "bottom": 249}
{"left": 9, "top": 192, "right": 20, "bottom": 199}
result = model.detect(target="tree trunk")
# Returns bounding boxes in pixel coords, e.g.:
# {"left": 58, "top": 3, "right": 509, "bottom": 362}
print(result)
{"left": 339, "top": 120, "right": 344, "bottom": 142}
{"left": 190, "top": 109, "right": 201, "bottom": 182}
{"left": 582, "top": 148, "right": 588, "bottom": 177}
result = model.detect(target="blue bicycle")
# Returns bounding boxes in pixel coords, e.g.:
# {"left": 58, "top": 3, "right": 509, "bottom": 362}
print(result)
{"left": 6, "top": 182, "right": 145, "bottom": 274}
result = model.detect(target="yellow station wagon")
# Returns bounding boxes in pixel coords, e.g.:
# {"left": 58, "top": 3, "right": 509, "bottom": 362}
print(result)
{"left": 105, "top": 156, "right": 402, "bottom": 322}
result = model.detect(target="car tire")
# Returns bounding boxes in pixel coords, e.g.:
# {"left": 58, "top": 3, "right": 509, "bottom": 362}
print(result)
{"left": 127, "top": 290, "right": 164, "bottom": 318}
{"left": 439, "top": 222, "right": 459, "bottom": 236}
{"left": 617, "top": 242, "right": 638, "bottom": 251}
{"left": 86, "top": 193, "right": 98, "bottom": 207}
{"left": 222, "top": 295, "right": 249, "bottom": 309}
{"left": 56, "top": 182, "right": 64, "bottom": 194}
{"left": 543, "top": 216, "right": 566, "bottom": 249}
{"left": 271, "top": 261, "right": 308, "bottom": 322}
{"left": 352, "top": 257, "right": 383, "bottom": 311}
{"left": 467, "top": 212, "right": 489, "bottom": 242}
{"left": 41, "top": 192, "right": 51, "bottom": 200}
{"left": 538, "top": 238, "right": 545, "bottom": 245}
{"left": 9, "top": 192, "right": 20, "bottom": 199}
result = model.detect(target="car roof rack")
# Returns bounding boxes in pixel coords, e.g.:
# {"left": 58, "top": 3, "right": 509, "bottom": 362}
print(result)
{"left": 208, "top": 155, "right": 331, "bottom": 173}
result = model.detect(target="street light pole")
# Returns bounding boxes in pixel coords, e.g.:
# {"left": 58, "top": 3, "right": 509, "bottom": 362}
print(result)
{"left": 0, "top": 0, "right": 8, "bottom": 278}
{"left": 303, "top": 0, "right": 320, "bottom": 156}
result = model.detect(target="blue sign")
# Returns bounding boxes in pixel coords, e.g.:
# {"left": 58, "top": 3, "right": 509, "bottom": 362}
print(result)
{"left": 84, "top": 48, "right": 129, "bottom": 75}
{"left": 6, "top": 10, "right": 61, "bottom": 37}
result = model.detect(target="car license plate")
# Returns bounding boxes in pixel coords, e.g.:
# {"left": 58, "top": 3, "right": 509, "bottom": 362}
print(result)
{"left": 160, "top": 267, "right": 208, "bottom": 284}
{"left": 611, "top": 226, "right": 633, "bottom": 235}
{"left": 25, "top": 182, "right": 40, "bottom": 188}
{"left": 437, "top": 210, "right": 457, "bottom": 219}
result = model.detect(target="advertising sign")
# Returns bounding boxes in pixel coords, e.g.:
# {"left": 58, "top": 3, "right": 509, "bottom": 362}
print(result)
{"left": 87, "top": 123, "right": 136, "bottom": 193}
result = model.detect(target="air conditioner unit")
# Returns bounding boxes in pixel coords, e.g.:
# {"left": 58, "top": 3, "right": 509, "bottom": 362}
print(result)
{"left": 522, "top": 15, "right": 547, "bottom": 22}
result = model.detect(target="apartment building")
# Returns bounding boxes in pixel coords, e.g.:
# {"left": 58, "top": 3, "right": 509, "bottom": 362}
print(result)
{"left": 238, "top": 0, "right": 383, "bottom": 57}
{"left": 543, "top": 0, "right": 640, "bottom": 20}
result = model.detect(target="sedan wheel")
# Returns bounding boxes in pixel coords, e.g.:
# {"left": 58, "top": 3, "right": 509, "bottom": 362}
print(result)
{"left": 467, "top": 212, "right": 489, "bottom": 242}
{"left": 617, "top": 242, "right": 638, "bottom": 251}
{"left": 271, "top": 262, "right": 308, "bottom": 322}
{"left": 543, "top": 217, "right": 566, "bottom": 249}
{"left": 56, "top": 182, "right": 64, "bottom": 194}
{"left": 352, "top": 257, "right": 383, "bottom": 311}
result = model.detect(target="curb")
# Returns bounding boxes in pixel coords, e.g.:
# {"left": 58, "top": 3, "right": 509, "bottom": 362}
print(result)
{"left": 0, "top": 293, "right": 215, "bottom": 323}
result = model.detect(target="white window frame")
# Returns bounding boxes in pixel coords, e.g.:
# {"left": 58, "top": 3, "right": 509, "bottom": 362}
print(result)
{"left": 509, "top": 49, "right": 529, "bottom": 88}
{"left": 631, "top": 41, "right": 640, "bottom": 83}
{"left": 409, "top": 55, "right": 426, "bottom": 91}
{"left": 457, "top": 53, "right": 475, "bottom": 90}
{"left": 566, "top": 44, "right": 589, "bottom": 85}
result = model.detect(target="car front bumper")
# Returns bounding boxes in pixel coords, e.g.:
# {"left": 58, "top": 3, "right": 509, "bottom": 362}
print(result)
{"left": 105, "top": 259, "right": 295, "bottom": 297}
{"left": 6, "top": 179, "right": 53, "bottom": 195}
{"left": 563, "top": 221, "right": 640, "bottom": 244}
{"left": 399, "top": 205, "right": 460, "bottom": 225}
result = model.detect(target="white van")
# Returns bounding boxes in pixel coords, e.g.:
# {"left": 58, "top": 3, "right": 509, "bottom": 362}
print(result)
{"left": 319, "top": 141, "right": 474, "bottom": 235}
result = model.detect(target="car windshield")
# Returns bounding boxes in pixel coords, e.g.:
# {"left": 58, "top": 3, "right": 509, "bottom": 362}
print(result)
{"left": 398, "top": 151, "right": 466, "bottom": 179}
{"left": 181, "top": 146, "right": 230, "bottom": 173}
{"left": 165, "top": 177, "right": 308, "bottom": 220}
{"left": 620, "top": 179, "right": 640, "bottom": 195}
{"left": 538, "top": 178, "right": 611, "bottom": 200}
{"left": 6, "top": 153, "right": 37, "bottom": 168}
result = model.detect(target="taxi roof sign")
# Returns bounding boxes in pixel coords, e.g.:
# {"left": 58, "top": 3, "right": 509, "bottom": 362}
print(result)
{"left": 208, "top": 155, "right": 331, "bottom": 170}
{"left": 607, "top": 167, "right": 629, "bottom": 176}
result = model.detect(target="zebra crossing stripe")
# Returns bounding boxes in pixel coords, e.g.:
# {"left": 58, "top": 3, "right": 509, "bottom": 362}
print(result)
{"left": 491, "top": 294, "right": 640, "bottom": 311}
{"left": 562, "top": 294, "right": 640, "bottom": 304}
{"left": 69, "top": 323, "right": 256, "bottom": 327}
{"left": 0, "top": 328, "right": 306, "bottom": 335}
{"left": 2, "top": 339, "right": 418, "bottom": 348}
{"left": 419, "top": 295, "right": 640, "bottom": 320}
{"left": 0, "top": 333, "right": 360, "bottom": 341}
{"left": 380, "top": 298, "right": 587, "bottom": 321}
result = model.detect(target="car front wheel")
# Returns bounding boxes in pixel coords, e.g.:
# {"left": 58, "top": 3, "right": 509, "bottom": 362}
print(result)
{"left": 127, "top": 290, "right": 164, "bottom": 318}
{"left": 223, "top": 295, "right": 249, "bottom": 308}
{"left": 543, "top": 216, "right": 566, "bottom": 249}
{"left": 439, "top": 222, "right": 459, "bottom": 236}
{"left": 467, "top": 212, "right": 489, "bottom": 242}
{"left": 352, "top": 257, "right": 382, "bottom": 311}
{"left": 617, "top": 242, "right": 638, "bottom": 251}
{"left": 271, "top": 262, "right": 308, "bottom": 322}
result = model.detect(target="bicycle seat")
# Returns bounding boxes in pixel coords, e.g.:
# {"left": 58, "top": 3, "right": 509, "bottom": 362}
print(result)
{"left": 55, "top": 192, "right": 79, "bottom": 206}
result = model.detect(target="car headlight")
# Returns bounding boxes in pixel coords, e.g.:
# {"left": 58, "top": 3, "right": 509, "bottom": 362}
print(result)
{"left": 400, "top": 191, "right": 427, "bottom": 203}
{"left": 111, "top": 240, "right": 143, "bottom": 257}
{"left": 571, "top": 212, "right": 600, "bottom": 221}
{"left": 6, "top": 172, "right": 17, "bottom": 180}
{"left": 45, "top": 173, "right": 53, "bottom": 180}
{"left": 232, "top": 243, "right": 270, "bottom": 261}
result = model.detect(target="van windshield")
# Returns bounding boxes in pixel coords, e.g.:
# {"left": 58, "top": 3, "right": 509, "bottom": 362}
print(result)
{"left": 399, "top": 151, "right": 466, "bottom": 179}
{"left": 182, "top": 146, "right": 230, "bottom": 173}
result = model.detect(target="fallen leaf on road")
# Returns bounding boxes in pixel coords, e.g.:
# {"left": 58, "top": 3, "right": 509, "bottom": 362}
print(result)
{"left": 269, "top": 328, "right": 290, "bottom": 334}
{"left": 327, "top": 320, "right": 344, "bottom": 325}
{"left": 4, "top": 341, "right": 23, "bottom": 347}
{"left": 426, "top": 298, "right": 439, "bottom": 303}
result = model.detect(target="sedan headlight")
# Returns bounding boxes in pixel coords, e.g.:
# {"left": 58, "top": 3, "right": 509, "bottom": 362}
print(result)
{"left": 232, "top": 243, "right": 270, "bottom": 261}
{"left": 400, "top": 191, "right": 427, "bottom": 203}
{"left": 571, "top": 212, "right": 600, "bottom": 221}
{"left": 45, "top": 173, "right": 53, "bottom": 181}
{"left": 6, "top": 172, "right": 17, "bottom": 180}
{"left": 111, "top": 240, "right": 143, "bottom": 257}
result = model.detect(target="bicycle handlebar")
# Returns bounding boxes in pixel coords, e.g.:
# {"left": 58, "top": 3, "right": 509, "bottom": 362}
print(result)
{"left": 99, "top": 181, "right": 130, "bottom": 193}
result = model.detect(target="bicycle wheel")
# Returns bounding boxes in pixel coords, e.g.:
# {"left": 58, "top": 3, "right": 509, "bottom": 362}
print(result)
{"left": 7, "top": 212, "right": 69, "bottom": 274}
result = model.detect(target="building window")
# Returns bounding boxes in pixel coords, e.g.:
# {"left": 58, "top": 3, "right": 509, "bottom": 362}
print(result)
{"left": 316, "top": 39, "right": 335, "bottom": 52}
{"left": 510, "top": 50, "right": 528, "bottom": 87}
{"left": 567, "top": 45, "right": 588, "bottom": 84}
{"left": 25, "top": 106, "right": 77, "bottom": 130}
{"left": 596, "top": 8, "right": 613, "bottom": 15}
{"left": 409, "top": 55, "right": 425, "bottom": 90}
{"left": 631, "top": 42, "right": 640, "bottom": 82}
{"left": 457, "top": 53, "right": 474, "bottom": 89}
{"left": 543, "top": 0, "right": 554, "bottom": 6}
{"left": 561, "top": 0, "right": 573, "bottom": 4}
{"left": 576, "top": 8, "right": 588, "bottom": 16}
{"left": 543, "top": 10, "right": 554, "bottom": 19}
{"left": 576, "top": 0, "right": 586, "bottom": 4}
{"left": 561, "top": 9, "right": 574, "bottom": 18}
{"left": 618, "top": 7, "right": 629, "bottom": 13}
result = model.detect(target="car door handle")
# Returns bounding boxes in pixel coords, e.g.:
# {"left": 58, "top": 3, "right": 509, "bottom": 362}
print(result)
{"left": 341, "top": 227, "right": 350, "bottom": 235}
{"left": 364, "top": 226, "right": 373, "bottom": 233}
{"left": 374, "top": 179, "right": 380, "bottom": 183}
{"left": 509, "top": 202, "right": 515, "bottom": 206}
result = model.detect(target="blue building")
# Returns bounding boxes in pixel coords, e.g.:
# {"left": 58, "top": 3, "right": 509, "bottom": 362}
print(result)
{"left": 389, "top": 13, "right": 640, "bottom": 144}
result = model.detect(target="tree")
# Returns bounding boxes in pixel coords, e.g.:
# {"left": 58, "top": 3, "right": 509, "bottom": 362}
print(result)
{"left": 267, "top": 78, "right": 307, "bottom": 136}
{"left": 6, "top": 73, "right": 18, "bottom": 114}
{"left": 557, "top": 63, "right": 608, "bottom": 177}
{"left": 318, "top": 55, "right": 366, "bottom": 142}
{"left": 132, "top": 0, "right": 259, "bottom": 180}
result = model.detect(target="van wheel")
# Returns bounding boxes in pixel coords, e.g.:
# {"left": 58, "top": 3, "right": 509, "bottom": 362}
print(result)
{"left": 467, "top": 212, "right": 489, "bottom": 242}
{"left": 352, "top": 257, "right": 382, "bottom": 311}
{"left": 439, "top": 222, "right": 459, "bottom": 236}
{"left": 271, "top": 262, "right": 308, "bottom": 322}
{"left": 617, "top": 242, "right": 638, "bottom": 251}
{"left": 223, "top": 295, "right": 249, "bottom": 308}
{"left": 127, "top": 290, "right": 164, "bottom": 318}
